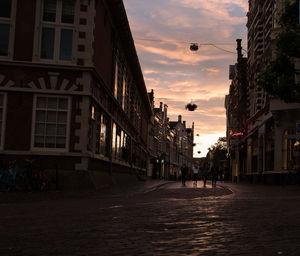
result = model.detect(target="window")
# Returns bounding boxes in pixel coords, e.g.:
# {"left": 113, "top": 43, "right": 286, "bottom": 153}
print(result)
{"left": 265, "top": 119, "right": 274, "bottom": 171}
{"left": 116, "top": 126, "right": 121, "bottom": 160}
{"left": 32, "top": 95, "right": 70, "bottom": 150}
{"left": 0, "top": 93, "right": 6, "bottom": 149}
{"left": 40, "top": 0, "right": 76, "bottom": 62}
{"left": 114, "top": 62, "right": 118, "bottom": 99}
{"left": 61, "top": 0, "right": 75, "bottom": 23}
{"left": 43, "top": 0, "right": 56, "bottom": 22}
{"left": 122, "top": 75, "right": 126, "bottom": 110}
{"left": 41, "top": 27, "right": 55, "bottom": 59}
{"left": 111, "top": 122, "right": 128, "bottom": 161}
{"left": 59, "top": 29, "right": 73, "bottom": 60}
{"left": 0, "top": 0, "right": 12, "bottom": 57}
{"left": 100, "top": 114, "right": 107, "bottom": 155}
{"left": 283, "top": 129, "right": 300, "bottom": 170}
{"left": 112, "top": 122, "right": 116, "bottom": 158}
{"left": 0, "top": 24, "right": 9, "bottom": 56}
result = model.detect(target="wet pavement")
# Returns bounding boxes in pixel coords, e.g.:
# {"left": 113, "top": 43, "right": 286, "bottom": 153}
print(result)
{"left": 1, "top": 180, "right": 300, "bottom": 255}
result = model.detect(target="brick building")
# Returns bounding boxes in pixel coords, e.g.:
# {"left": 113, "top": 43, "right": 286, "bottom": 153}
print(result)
{"left": 0, "top": 0, "right": 152, "bottom": 188}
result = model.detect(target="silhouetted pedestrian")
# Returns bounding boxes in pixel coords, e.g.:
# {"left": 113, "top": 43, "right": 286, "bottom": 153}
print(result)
{"left": 180, "top": 165, "right": 188, "bottom": 186}
{"left": 201, "top": 162, "right": 209, "bottom": 188}
{"left": 211, "top": 165, "right": 218, "bottom": 187}
{"left": 192, "top": 164, "right": 199, "bottom": 187}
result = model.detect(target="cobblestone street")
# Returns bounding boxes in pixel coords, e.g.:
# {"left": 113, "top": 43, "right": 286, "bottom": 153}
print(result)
{"left": 1, "top": 181, "right": 300, "bottom": 256}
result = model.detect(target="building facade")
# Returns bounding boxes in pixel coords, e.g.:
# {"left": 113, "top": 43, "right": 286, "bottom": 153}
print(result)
{"left": 226, "top": 0, "right": 300, "bottom": 184}
{"left": 0, "top": 0, "right": 152, "bottom": 188}
{"left": 169, "top": 115, "right": 194, "bottom": 179}
{"left": 147, "top": 91, "right": 194, "bottom": 180}
{"left": 225, "top": 39, "right": 248, "bottom": 182}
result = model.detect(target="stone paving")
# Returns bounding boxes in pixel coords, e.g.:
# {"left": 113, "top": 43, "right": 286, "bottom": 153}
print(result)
{"left": 1, "top": 180, "right": 300, "bottom": 255}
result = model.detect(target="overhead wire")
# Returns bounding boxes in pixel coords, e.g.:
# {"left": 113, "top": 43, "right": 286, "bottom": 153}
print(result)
{"left": 134, "top": 37, "right": 248, "bottom": 55}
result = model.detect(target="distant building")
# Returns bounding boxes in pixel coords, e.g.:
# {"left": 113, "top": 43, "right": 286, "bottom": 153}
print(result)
{"left": 0, "top": 0, "right": 152, "bottom": 188}
{"left": 147, "top": 91, "right": 194, "bottom": 180}
{"left": 169, "top": 115, "right": 194, "bottom": 179}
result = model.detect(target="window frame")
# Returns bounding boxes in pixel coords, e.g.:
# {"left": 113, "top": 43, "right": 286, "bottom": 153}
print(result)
{"left": 0, "top": 93, "right": 7, "bottom": 150}
{"left": 37, "top": 0, "right": 77, "bottom": 64}
{"left": 283, "top": 129, "right": 300, "bottom": 170}
{"left": 31, "top": 94, "right": 71, "bottom": 152}
{"left": 99, "top": 113, "right": 107, "bottom": 156}
{"left": 0, "top": 0, "right": 17, "bottom": 59}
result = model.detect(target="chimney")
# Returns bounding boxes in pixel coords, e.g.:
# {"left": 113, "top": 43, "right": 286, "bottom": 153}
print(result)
{"left": 147, "top": 89, "right": 154, "bottom": 107}
{"left": 160, "top": 102, "right": 163, "bottom": 110}
{"left": 183, "top": 121, "right": 186, "bottom": 128}
{"left": 164, "top": 104, "right": 168, "bottom": 118}
{"left": 236, "top": 39, "right": 243, "bottom": 61}
{"left": 178, "top": 115, "right": 182, "bottom": 123}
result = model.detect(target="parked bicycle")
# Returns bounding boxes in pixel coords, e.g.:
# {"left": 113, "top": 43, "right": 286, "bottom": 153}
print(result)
{"left": 0, "top": 160, "right": 25, "bottom": 191}
{"left": 24, "top": 159, "right": 49, "bottom": 192}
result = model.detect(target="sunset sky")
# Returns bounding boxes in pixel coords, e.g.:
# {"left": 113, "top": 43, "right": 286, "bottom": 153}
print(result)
{"left": 123, "top": 0, "right": 248, "bottom": 157}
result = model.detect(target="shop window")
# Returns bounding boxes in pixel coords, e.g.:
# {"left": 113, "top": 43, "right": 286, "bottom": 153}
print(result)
{"left": 116, "top": 126, "right": 121, "bottom": 160}
{"left": 32, "top": 95, "right": 70, "bottom": 150}
{"left": 40, "top": 0, "right": 75, "bottom": 62}
{"left": 265, "top": 119, "right": 274, "bottom": 171}
{"left": 112, "top": 122, "right": 116, "bottom": 158}
{"left": 96, "top": 112, "right": 107, "bottom": 156}
{"left": 283, "top": 129, "right": 300, "bottom": 170}
{"left": 100, "top": 114, "right": 107, "bottom": 156}
{"left": 122, "top": 133, "right": 130, "bottom": 162}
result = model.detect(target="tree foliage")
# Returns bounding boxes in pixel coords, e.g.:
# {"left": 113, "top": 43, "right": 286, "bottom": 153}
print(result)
{"left": 259, "top": 1, "right": 300, "bottom": 103}
{"left": 209, "top": 137, "right": 228, "bottom": 166}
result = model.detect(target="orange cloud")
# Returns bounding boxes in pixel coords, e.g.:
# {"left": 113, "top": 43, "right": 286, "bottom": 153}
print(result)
{"left": 123, "top": 0, "right": 247, "bottom": 156}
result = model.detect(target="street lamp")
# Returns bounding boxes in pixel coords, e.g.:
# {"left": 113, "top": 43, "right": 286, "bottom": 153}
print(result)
{"left": 185, "top": 103, "right": 197, "bottom": 111}
{"left": 190, "top": 43, "right": 199, "bottom": 51}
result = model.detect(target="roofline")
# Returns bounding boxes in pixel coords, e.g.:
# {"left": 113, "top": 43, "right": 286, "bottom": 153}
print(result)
{"left": 105, "top": 0, "right": 152, "bottom": 115}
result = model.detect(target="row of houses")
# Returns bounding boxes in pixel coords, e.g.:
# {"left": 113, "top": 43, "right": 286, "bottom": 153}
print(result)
{"left": 225, "top": 0, "right": 300, "bottom": 184}
{"left": 0, "top": 0, "right": 193, "bottom": 188}
{"left": 147, "top": 90, "right": 194, "bottom": 180}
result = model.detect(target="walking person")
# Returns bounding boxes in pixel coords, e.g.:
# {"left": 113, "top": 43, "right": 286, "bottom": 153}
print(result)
{"left": 201, "top": 162, "right": 209, "bottom": 188}
{"left": 180, "top": 164, "right": 188, "bottom": 187}
{"left": 211, "top": 164, "right": 218, "bottom": 187}
{"left": 192, "top": 163, "right": 199, "bottom": 187}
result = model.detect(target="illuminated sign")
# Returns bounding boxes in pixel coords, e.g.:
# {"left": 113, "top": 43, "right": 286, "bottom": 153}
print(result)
{"left": 229, "top": 131, "right": 244, "bottom": 136}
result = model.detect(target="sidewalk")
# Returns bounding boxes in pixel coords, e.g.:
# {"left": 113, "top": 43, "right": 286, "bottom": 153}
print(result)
{"left": 0, "top": 178, "right": 174, "bottom": 204}
{"left": 0, "top": 178, "right": 236, "bottom": 204}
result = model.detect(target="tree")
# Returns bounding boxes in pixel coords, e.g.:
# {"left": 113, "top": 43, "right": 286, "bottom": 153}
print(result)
{"left": 259, "top": 1, "right": 300, "bottom": 103}
{"left": 209, "top": 137, "right": 228, "bottom": 167}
